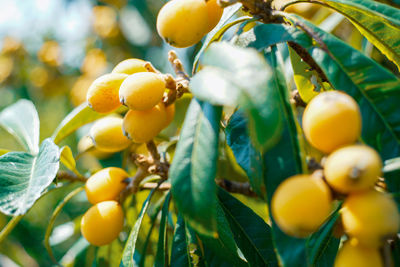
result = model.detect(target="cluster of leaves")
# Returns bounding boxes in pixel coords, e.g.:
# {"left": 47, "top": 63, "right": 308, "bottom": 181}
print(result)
{"left": 1, "top": 0, "right": 400, "bottom": 266}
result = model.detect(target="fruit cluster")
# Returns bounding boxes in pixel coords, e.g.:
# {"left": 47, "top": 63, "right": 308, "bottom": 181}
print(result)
{"left": 86, "top": 58, "right": 175, "bottom": 147}
{"left": 156, "top": 0, "right": 223, "bottom": 48}
{"left": 271, "top": 91, "right": 399, "bottom": 266}
{"left": 81, "top": 167, "right": 128, "bottom": 246}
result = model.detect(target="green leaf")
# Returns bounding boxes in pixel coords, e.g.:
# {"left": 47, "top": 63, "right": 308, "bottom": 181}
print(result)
{"left": 52, "top": 103, "right": 106, "bottom": 145}
{"left": 197, "top": 202, "right": 248, "bottom": 267}
{"left": 192, "top": 4, "right": 247, "bottom": 72}
{"left": 120, "top": 188, "right": 157, "bottom": 267}
{"left": 0, "top": 99, "right": 39, "bottom": 154}
{"left": 306, "top": 210, "right": 341, "bottom": 267}
{"left": 320, "top": 0, "right": 400, "bottom": 70}
{"left": 154, "top": 193, "right": 171, "bottom": 267}
{"left": 218, "top": 189, "right": 278, "bottom": 266}
{"left": 170, "top": 99, "right": 221, "bottom": 236}
{"left": 225, "top": 111, "right": 265, "bottom": 198}
{"left": 0, "top": 138, "right": 60, "bottom": 216}
{"left": 170, "top": 216, "right": 190, "bottom": 267}
{"left": 191, "top": 42, "right": 283, "bottom": 150}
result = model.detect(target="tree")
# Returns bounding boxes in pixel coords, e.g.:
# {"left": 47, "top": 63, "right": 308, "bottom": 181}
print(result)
{"left": 1, "top": 0, "right": 400, "bottom": 266}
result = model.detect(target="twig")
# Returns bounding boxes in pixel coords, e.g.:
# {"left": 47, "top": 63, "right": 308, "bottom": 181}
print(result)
{"left": 216, "top": 179, "right": 258, "bottom": 197}
{"left": 290, "top": 90, "right": 307, "bottom": 107}
{"left": 141, "top": 182, "right": 171, "bottom": 191}
{"left": 382, "top": 240, "right": 394, "bottom": 267}
{"left": 0, "top": 215, "right": 24, "bottom": 243}
{"left": 118, "top": 168, "right": 148, "bottom": 203}
{"left": 56, "top": 170, "right": 87, "bottom": 183}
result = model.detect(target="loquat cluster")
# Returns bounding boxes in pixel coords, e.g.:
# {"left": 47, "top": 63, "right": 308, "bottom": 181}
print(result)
{"left": 156, "top": 0, "right": 224, "bottom": 48}
{"left": 271, "top": 91, "right": 399, "bottom": 266}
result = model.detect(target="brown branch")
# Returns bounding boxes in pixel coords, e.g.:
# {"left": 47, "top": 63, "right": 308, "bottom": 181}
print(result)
{"left": 290, "top": 90, "right": 307, "bottom": 108}
{"left": 118, "top": 168, "right": 148, "bottom": 202}
{"left": 140, "top": 182, "right": 171, "bottom": 191}
{"left": 56, "top": 170, "right": 87, "bottom": 183}
{"left": 216, "top": 179, "right": 258, "bottom": 197}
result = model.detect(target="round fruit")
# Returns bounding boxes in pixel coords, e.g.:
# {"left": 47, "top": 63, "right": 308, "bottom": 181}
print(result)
{"left": 156, "top": 0, "right": 210, "bottom": 48}
{"left": 165, "top": 103, "right": 175, "bottom": 126}
{"left": 87, "top": 73, "right": 128, "bottom": 113}
{"left": 119, "top": 72, "right": 165, "bottom": 111}
{"left": 90, "top": 116, "right": 131, "bottom": 153}
{"left": 85, "top": 167, "right": 129, "bottom": 204}
{"left": 334, "top": 240, "right": 383, "bottom": 267}
{"left": 341, "top": 190, "right": 400, "bottom": 247}
{"left": 206, "top": 0, "right": 223, "bottom": 31}
{"left": 302, "top": 91, "right": 361, "bottom": 154}
{"left": 271, "top": 174, "right": 332, "bottom": 237}
{"left": 324, "top": 145, "right": 382, "bottom": 194}
{"left": 111, "top": 58, "right": 148, "bottom": 75}
{"left": 123, "top": 103, "right": 167, "bottom": 143}
{"left": 81, "top": 200, "right": 124, "bottom": 246}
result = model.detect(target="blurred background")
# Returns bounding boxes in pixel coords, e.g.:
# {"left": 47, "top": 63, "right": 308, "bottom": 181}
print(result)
{"left": 0, "top": 0, "right": 399, "bottom": 266}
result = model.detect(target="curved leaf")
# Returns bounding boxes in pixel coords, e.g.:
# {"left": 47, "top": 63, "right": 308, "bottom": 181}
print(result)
{"left": 320, "top": 0, "right": 400, "bottom": 70}
{"left": 191, "top": 42, "right": 283, "bottom": 150}
{"left": 52, "top": 103, "right": 105, "bottom": 145}
{"left": 170, "top": 99, "right": 221, "bottom": 236}
{"left": 120, "top": 188, "right": 157, "bottom": 267}
{"left": 154, "top": 193, "right": 171, "bottom": 267}
{"left": 218, "top": 189, "right": 278, "bottom": 266}
{"left": 0, "top": 99, "right": 39, "bottom": 154}
{"left": 0, "top": 138, "right": 60, "bottom": 216}
{"left": 171, "top": 216, "right": 190, "bottom": 267}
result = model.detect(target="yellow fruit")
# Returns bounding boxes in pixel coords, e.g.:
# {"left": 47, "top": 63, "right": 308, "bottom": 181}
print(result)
{"left": 206, "top": 0, "right": 223, "bottom": 31}
{"left": 302, "top": 91, "right": 361, "bottom": 154}
{"left": 112, "top": 58, "right": 148, "bottom": 75}
{"left": 334, "top": 240, "right": 383, "bottom": 267}
{"left": 81, "top": 200, "right": 124, "bottom": 246}
{"left": 87, "top": 73, "right": 128, "bottom": 113}
{"left": 324, "top": 145, "right": 382, "bottom": 194}
{"left": 85, "top": 167, "right": 129, "bottom": 204}
{"left": 119, "top": 72, "right": 165, "bottom": 111}
{"left": 156, "top": 0, "right": 210, "bottom": 48}
{"left": 271, "top": 175, "right": 332, "bottom": 237}
{"left": 165, "top": 103, "right": 175, "bottom": 126}
{"left": 90, "top": 116, "right": 131, "bottom": 153}
{"left": 77, "top": 135, "right": 112, "bottom": 159}
{"left": 341, "top": 190, "right": 400, "bottom": 247}
{"left": 123, "top": 103, "right": 167, "bottom": 143}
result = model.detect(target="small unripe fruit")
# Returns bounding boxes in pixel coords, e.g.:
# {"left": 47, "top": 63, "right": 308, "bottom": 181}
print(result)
{"left": 324, "top": 145, "right": 382, "bottom": 194}
{"left": 302, "top": 91, "right": 361, "bottom": 154}
{"left": 271, "top": 175, "right": 332, "bottom": 237}
{"left": 77, "top": 135, "right": 113, "bottom": 159}
{"left": 111, "top": 58, "right": 148, "bottom": 75}
{"left": 341, "top": 190, "right": 400, "bottom": 247}
{"left": 119, "top": 72, "right": 165, "bottom": 111}
{"left": 156, "top": 0, "right": 210, "bottom": 48}
{"left": 206, "top": 0, "right": 223, "bottom": 31}
{"left": 165, "top": 103, "right": 175, "bottom": 126}
{"left": 123, "top": 103, "right": 167, "bottom": 143}
{"left": 85, "top": 167, "right": 129, "bottom": 204}
{"left": 87, "top": 73, "right": 128, "bottom": 113}
{"left": 90, "top": 116, "right": 131, "bottom": 153}
{"left": 334, "top": 240, "right": 383, "bottom": 267}
{"left": 81, "top": 201, "right": 124, "bottom": 246}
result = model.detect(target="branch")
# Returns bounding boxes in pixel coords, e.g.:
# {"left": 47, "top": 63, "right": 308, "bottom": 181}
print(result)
{"left": 56, "top": 170, "right": 87, "bottom": 183}
{"left": 216, "top": 179, "right": 258, "bottom": 197}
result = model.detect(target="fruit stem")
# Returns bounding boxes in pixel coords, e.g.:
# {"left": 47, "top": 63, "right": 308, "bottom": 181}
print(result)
{"left": 56, "top": 170, "right": 87, "bottom": 183}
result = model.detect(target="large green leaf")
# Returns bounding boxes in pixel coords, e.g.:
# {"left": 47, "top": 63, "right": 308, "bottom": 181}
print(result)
{"left": 320, "top": 0, "right": 400, "bottom": 70}
{"left": 0, "top": 99, "right": 39, "bottom": 154}
{"left": 225, "top": 110, "right": 264, "bottom": 198}
{"left": 170, "top": 99, "right": 221, "bottom": 236}
{"left": 52, "top": 103, "right": 106, "bottom": 145}
{"left": 170, "top": 216, "right": 190, "bottom": 267}
{"left": 197, "top": 202, "right": 248, "bottom": 267}
{"left": 120, "top": 189, "right": 157, "bottom": 267}
{"left": 218, "top": 189, "right": 278, "bottom": 266}
{"left": 190, "top": 42, "right": 283, "bottom": 150}
{"left": 0, "top": 138, "right": 60, "bottom": 216}
{"left": 154, "top": 193, "right": 171, "bottom": 267}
